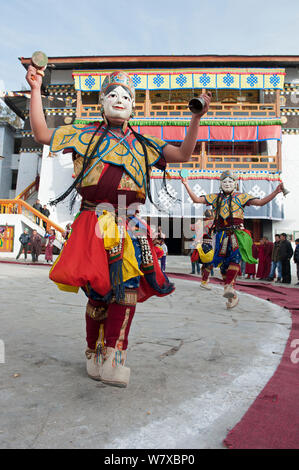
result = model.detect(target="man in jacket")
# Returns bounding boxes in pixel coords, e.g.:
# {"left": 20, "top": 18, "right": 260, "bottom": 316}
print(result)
{"left": 30, "top": 229, "right": 42, "bottom": 263}
{"left": 33, "top": 199, "right": 43, "bottom": 226}
{"left": 279, "top": 233, "right": 294, "bottom": 284}
{"left": 294, "top": 238, "right": 299, "bottom": 286}
{"left": 266, "top": 234, "right": 282, "bottom": 282}
{"left": 16, "top": 228, "right": 30, "bottom": 260}
{"left": 41, "top": 204, "right": 50, "bottom": 230}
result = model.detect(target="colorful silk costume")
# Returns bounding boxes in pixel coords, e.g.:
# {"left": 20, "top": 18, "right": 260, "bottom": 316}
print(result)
{"left": 204, "top": 191, "right": 258, "bottom": 283}
{"left": 48, "top": 122, "right": 174, "bottom": 364}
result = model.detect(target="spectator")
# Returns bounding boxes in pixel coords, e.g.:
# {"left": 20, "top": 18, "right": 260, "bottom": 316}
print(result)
{"left": 155, "top": 226, "right": 166, "bottom": 245}
{"left": 243, "top": 231, "right": 258, "bottom": 280}
{"left": 41, "top": 204, "right": 50, "bottom": 230}
{"left": 256, "top": 236, "right": 273, "bottom": 280}
{"left": 245, "top": 242, "right": 259, "bottom": 279}
{"left": 266, "top": 234, "right": 282, "bottom": 282}
{"left": 240, "top": 259, "right": 246, "bottom": 278}
{"left": 63, "top": 223, "right": 72, "bottom": 242}
{"left": 279, "top": 233, "right": 294, "bottom": 284}
{"left": 44, "top": 229, "right": 55, "bottom": 264}
{"left": 33, "top": 199, "right": 43, "bottom": 226}
{"left": 293, "top": 238, "right": 299, "bottom": 286}
{"left": 190, "top": 237, "right": 200, "bottom": 274}
{"left": 160, "top": 241, "right": 168, "bottom": 272}
{"left": 16, "top": 228, "right": 30, "bottom": 260}
{"left": 30, "top": 229, "right": 42, "bottom": 263}
{"left": 152, "top": 225, "right": 166, "bottom": 260}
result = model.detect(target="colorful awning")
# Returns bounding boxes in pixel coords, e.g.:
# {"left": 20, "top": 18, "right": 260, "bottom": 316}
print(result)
{"left": 73, "top": 68, "right": 285, "bottom": 92}
{"left": 131, "top": 125, "right": 281, "bottom": 142}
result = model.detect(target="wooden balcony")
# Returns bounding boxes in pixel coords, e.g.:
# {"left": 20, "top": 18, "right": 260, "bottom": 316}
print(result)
{"left": 75, "top": 91, "right": 281, "bottom": 173}
{"left": 77, "top": 100, "right": 279, "bottom": 121}
{"left": 134, "top": 101, "right": 278, "bottom": 119}
{"left": 168, "top": 153, "right": 281, "bottom": 172}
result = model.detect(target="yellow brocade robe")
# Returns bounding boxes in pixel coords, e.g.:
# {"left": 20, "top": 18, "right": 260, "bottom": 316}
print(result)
{"left": 50, "top": 124, "right": 167, "bottom": 199}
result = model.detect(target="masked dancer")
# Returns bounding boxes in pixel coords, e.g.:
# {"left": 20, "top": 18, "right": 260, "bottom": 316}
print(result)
{"left": 26, "top": 65, "right": 211, "bottom": 387}
{"left": 181, "top": 171, "right": 283, "bottom": 308}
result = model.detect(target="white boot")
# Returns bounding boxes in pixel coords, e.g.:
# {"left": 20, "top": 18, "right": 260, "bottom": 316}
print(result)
{"left": 200, "top": 281, "right": 212, "bottom": 290}
{"left": 100, "top": 347, "right": 130, "bottom": 388}
{"left": 226, "top": 294, "right": 239, "bottom": 309}
{"left": 85, "top": 349, "right": 102, "bottom": 381}
{"left": 223, "top": 284, "right": 236, "bottom": 299}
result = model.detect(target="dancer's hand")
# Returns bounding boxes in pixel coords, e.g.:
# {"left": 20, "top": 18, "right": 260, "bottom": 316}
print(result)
{"left": 193, "top": 92, "right": 212, "bottom": 119}
{"left": 181, "top": 177, "right": 188, "bottom": 186}
{"left": 26, "top": 65, "right": 45, "bottom": 90}
{"left": 275, "top": 183, "right": 284, "bottom": 194}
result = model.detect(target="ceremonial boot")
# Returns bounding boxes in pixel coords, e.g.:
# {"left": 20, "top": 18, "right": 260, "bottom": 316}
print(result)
{"left": 226, "top": 294, "right": 239, "bottom": 309}
{"left": 223, "top": 284, "right": 236, "bottom": 299}
{"left": 85, "top": 348, "right": 103, "bottom": 381}
{"left": 100, "top": 347, "right": 130, "bottom": 388}
{"left": 200, "top": 280, "right": 212, "bottom": 290}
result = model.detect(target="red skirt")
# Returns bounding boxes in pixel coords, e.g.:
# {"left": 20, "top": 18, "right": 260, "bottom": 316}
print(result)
{"left": 50, "top": 211, "right": 174, "bottom": 303}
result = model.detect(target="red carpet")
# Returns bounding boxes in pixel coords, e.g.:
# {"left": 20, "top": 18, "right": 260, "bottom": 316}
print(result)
{"left": 0, "top": 259, "right": 48, "bottom": 267}
{"left": 168, "top": 273, "right": 299, "bottom": 449}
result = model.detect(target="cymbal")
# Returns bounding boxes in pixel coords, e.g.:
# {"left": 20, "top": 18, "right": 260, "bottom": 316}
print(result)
{"left": 31, "top": 51, "right": 48, "bottom": 69}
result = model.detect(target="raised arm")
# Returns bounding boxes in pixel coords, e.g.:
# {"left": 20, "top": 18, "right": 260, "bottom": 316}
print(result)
{"left": 181, "top": 177, "right": 207, "bottom": 204}
{"left": 26, "top": 65, "right": 54, "bottom": 145}
{"left": 247, "top": 183, "right": 284, "bottom": 207}
{"left": 163, "top": 93, "right": 211, "bottom": 163}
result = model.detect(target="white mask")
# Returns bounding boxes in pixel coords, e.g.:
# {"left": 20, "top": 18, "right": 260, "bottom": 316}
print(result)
{"left": 220, "top": 177, "right": 236, "bottom": 194}
{"left": 102, "top": 85, "right": 134, "bottom": 122}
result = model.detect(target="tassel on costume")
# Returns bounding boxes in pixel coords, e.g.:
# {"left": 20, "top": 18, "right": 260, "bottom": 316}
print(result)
{"left": 108, "top": 226, "right": 125, "bottom": 303}
{"left": 109, "top": 258, "right": 125, "bottom": 303}
{"left": 143, "top": 272, "right": 174, "bottom": 294}
{"left": 138, "top": 235, "right": 174, "bottom": 295}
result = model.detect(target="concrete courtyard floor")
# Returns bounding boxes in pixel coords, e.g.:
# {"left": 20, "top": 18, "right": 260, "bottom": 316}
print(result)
{"left": 0, "top": 256, "right": 293, "bottom": 449}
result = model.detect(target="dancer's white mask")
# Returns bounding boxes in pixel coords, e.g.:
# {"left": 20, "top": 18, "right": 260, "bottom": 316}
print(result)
{"left": 102, "top": 85, "right": 134, "bottom": 122}
{"left": 220, "top": 177, "right": 236, "bottom": 194}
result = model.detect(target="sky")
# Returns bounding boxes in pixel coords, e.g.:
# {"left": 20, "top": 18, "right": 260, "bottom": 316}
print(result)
{"left": 0, "top": 0, "right": 299, "bottom": 92}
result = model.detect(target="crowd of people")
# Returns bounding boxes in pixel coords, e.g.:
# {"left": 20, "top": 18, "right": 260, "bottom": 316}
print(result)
{"left": 32, "top": 199, "right": 51, "bottom": 228}
{"left": 188, "top": 226, "right": 299, "bottom": 287}
{"left": 245, "top": 233, "right": 297, "bottom": 285}
{"left": 15, "top": 198, "right": 56, "bottom": 263}
{"left": 16, "top": 227, "right": 57, "bottom": 263}
{"left": 13, "top": 198, "right": 74, "bottom": 264}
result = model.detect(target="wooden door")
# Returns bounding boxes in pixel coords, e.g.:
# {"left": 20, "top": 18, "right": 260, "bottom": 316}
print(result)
{"left": 0, "top": 226, "right": 14, "bottom": 252}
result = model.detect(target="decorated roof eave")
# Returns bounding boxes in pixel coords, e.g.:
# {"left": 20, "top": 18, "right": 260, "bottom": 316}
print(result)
{"left": 19, "top": 54, "right": 299, "bottom": 68}
{"left": 72, "top": 68, "right": 285, "bottom": 91}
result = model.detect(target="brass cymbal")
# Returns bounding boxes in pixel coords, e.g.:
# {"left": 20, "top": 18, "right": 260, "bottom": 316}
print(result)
{"left": 31, "top": 51, "right": 48, "bottom": 69}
